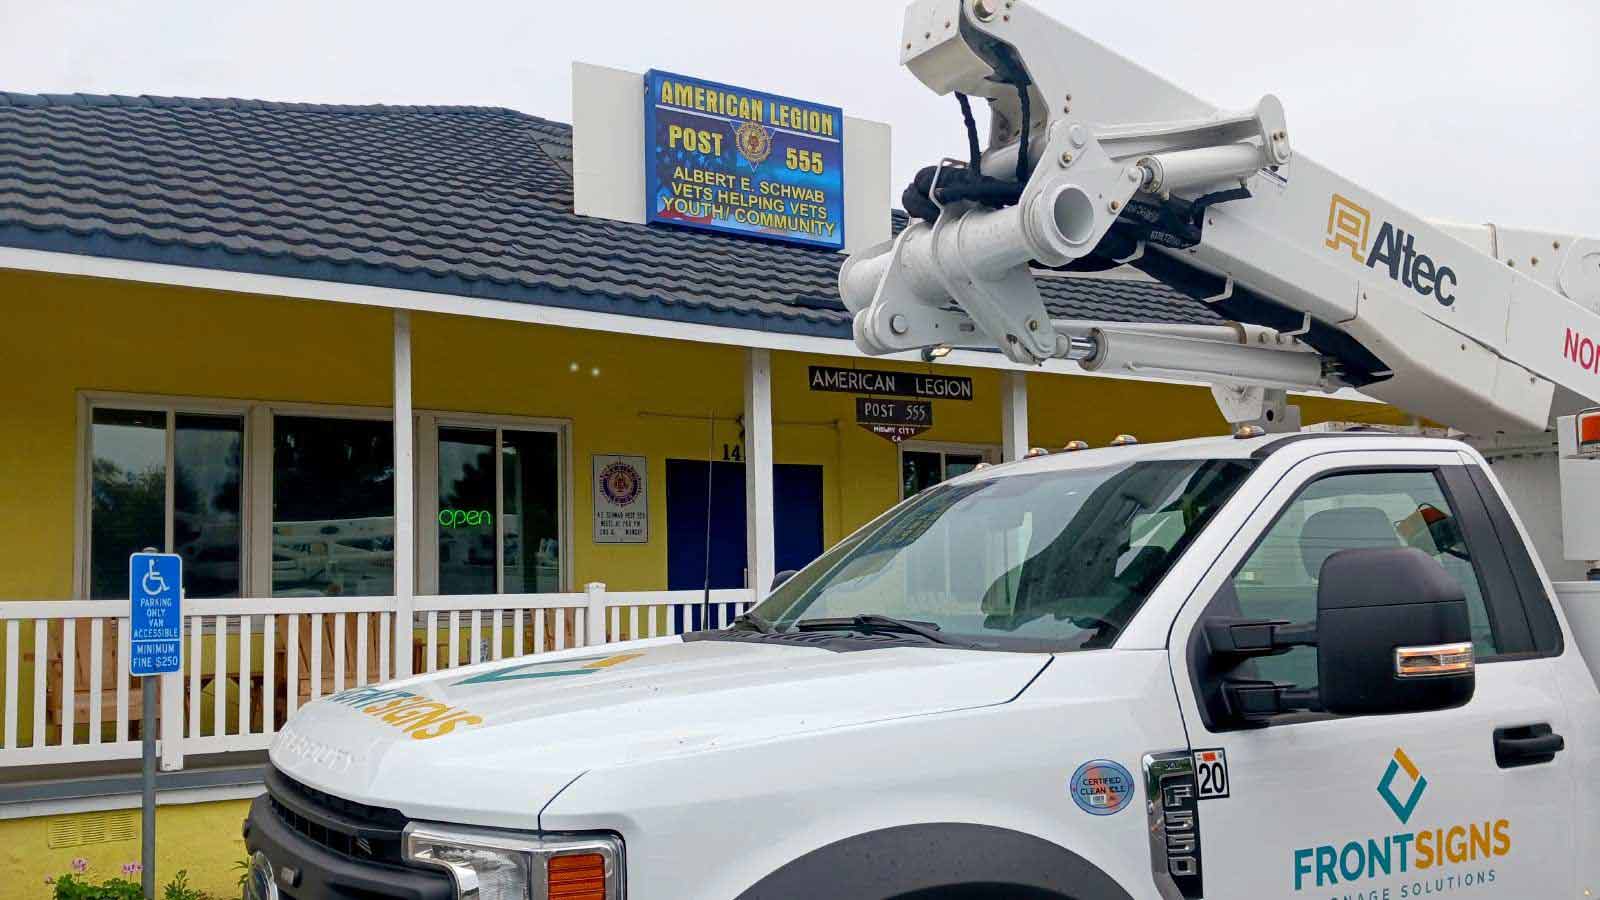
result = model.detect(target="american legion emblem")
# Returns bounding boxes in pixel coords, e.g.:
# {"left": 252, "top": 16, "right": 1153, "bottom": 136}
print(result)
{"left": 734, "top": 120, "right": 773, "bottom": 166}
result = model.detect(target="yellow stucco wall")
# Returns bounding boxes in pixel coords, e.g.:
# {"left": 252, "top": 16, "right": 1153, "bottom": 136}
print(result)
{"left": 0, "top": 265, "right": 1407, "bottom": 742}
{"left": 0, "top": 267, "right": 1411, "bottom": 891}
{"left": 0, "top": 797, "right": 250, "bottom": 898}
{"left": 0, "top": 265, "right": 1406, "bottom": 601}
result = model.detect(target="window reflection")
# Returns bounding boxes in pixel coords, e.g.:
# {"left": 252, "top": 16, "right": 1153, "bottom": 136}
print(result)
{"left": 902, "top": 450, "right": 941, "bottom": 497}
{"left": 272, "top": 416, "right": 394, "bottom": 597}
{"left": 944, "top": 453, "right": 985, "bottom": 480}
{"left": 503, "top": 430, "right": 561, "bottom": 594}
{"left": 174, "top": 414, "right": 244, "bottom": 598}
{"left": 432, "top": 426, "right": 562, "bottom": 595}
{"left": 90, "top": 409, "right": 167, "bottom": 599}
{"left": 438, "top": 428, "right": 496, "bottom": 595}
{"left": 901, "top": 449, "right": 990, "bottom": 498}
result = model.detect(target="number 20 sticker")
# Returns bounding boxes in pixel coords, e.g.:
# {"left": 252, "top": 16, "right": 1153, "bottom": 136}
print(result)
{"left": 1192, "top": 749, "right": 1230, "bottom": 800}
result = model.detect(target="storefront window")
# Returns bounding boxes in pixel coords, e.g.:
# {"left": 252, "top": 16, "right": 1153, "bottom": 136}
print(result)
{"left": 174, "top": 414, "right": 245, "bottom": 598}
{"left": 901, "top": 446, "right": 995, "bottom": 498}
{"left": 272, "top": 416, "right": 394, "bottom": 598}
{"left": 89, "top": 409, "right": 166, "bottom": 599}
{"left": 89, "top": 408, "right": 244, "bottom": 599}
{"left": 86, "top": 400, "right": 566, "bottom": 600}
{"left": 503, "top": 429, "right": 561, "bottom": 593}
{"left": 438, "top": 428, "right": 497, "bottom": 594}
{"left": 434, "top": 425, "right": 562, "bottom": 594}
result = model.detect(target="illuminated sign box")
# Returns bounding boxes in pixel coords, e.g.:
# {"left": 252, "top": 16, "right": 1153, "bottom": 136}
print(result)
{"left": 644, "top": 70, "right": 845, "bottom": 250}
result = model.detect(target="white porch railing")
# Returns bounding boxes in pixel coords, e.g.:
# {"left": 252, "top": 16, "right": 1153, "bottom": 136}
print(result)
{"left": 0, "top": 585, "right": 754, "bottom": 769}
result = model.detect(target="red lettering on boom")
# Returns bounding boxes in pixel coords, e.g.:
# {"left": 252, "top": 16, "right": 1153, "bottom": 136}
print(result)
{"left": 1565, "top": 328, "right": 1600, "bottom": 374}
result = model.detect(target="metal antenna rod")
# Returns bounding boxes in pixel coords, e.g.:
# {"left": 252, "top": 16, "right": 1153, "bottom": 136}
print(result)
{"left": 700, "top": 413, "right": 716, "bottom": 632}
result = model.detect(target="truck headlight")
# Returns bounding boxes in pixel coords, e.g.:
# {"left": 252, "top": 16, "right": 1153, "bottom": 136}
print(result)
{"left": 404, "top": 823, "right": 624, "bottom": 900}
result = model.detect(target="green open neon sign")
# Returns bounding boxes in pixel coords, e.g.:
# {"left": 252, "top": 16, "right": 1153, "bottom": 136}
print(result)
{"left": 439, "top": 508, "right": 493, "bottom": 529}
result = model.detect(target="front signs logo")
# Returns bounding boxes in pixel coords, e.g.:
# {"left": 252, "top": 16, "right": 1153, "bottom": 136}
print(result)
{"left": 1291, "top": 748, "right": 1513, "bottom": 892}
{"left": 1377, "top": 747, "right": 1428, "bottom": 825}
{"left": 322, "top": 686, "right": 485, "bottom": 740}
{"left": 1324, "top": 194, "right": 1458, "bottom": 307}
{"left": 452, "top": 652, "right": 643, "bottom": 685}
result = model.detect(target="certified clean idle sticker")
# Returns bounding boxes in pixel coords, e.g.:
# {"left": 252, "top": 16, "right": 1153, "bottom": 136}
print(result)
{"left": 1192, "top": 748, "right": 1230, "bottom": 800}
{"left": 1070, "top": 759, "right": 1135, "bottom": 816}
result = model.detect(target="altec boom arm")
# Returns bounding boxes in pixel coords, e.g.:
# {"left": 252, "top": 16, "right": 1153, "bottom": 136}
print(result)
{"left": 841, "top": 0, "right": 1600, "bottom": 435}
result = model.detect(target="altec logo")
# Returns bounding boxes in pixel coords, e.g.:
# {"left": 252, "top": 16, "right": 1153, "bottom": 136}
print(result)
{"left": 1325, "top": 194, "right": 1459, "bottom": 306}
{"left": 1291, "top": 748, "right": 1512, "bottom": 891}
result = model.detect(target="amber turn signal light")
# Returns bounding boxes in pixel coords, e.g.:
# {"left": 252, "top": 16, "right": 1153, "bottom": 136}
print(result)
{"left": 549, "top": 852, "right": 609, "bottom": 900}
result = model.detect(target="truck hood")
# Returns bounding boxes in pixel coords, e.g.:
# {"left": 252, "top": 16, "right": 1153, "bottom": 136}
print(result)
{"left": 269, "top": 636, "right": 1050, "bottom": 827}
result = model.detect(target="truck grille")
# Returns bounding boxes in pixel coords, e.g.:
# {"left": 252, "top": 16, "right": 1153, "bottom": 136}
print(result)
{"left": 265, "top": 766, "right": 409, "bottom": 865}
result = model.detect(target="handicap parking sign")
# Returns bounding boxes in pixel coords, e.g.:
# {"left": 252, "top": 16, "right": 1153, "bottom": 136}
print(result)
{"left": 129, "top": 553, "right": 183, "bottom": 677}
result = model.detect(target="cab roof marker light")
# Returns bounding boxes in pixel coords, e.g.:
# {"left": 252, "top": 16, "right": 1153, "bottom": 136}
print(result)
{"left": 1579, "top": 407, "right": 1600, "bottom": 456}
{"left": 1110, "top": 434, "right": 1139, "bottom": 446}
{"left": 1025, "top": 447, "right": 1050, "bottom": 458}
{"left": 1061, "top": 440, "right": 1089, "bottom": 452}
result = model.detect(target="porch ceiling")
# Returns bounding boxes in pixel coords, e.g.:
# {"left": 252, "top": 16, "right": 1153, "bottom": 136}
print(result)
{"left": 0, "top": 91, "right": 1219, "bottom": 339}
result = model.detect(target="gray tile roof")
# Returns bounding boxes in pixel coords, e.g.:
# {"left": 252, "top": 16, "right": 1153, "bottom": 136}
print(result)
{"left": 0, "top": 92, "right": 1216, "bottom": 339}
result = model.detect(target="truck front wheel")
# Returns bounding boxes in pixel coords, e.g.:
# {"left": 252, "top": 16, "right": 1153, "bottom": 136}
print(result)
{"left": 735, "top": 823, "right": 1131, "bottom": 900}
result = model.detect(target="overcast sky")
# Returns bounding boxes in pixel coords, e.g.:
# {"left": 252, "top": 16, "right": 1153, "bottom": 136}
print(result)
{"left": 3, "top": 1, "right": 1596, "bottom": 234}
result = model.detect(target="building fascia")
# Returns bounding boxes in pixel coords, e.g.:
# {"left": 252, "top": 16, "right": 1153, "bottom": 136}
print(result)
{"left": 0, "top": 246, "right": 1380, "bottom": 403}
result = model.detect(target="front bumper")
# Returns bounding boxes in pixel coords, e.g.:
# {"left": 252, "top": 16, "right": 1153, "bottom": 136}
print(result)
{"left": 244, "top": 770, "right": 454, "bottom": 900}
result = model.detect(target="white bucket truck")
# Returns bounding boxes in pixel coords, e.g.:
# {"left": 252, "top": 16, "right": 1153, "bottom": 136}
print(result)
{"left": 245, "top": 2, "right": 1600, "bottom": 898}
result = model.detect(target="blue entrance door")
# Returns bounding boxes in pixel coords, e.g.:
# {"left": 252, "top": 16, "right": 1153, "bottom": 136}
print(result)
{"left": 665, "top": 460, "right": 825, "bottom": 594}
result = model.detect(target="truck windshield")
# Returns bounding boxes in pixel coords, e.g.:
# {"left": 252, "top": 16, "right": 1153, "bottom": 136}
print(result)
{"left": 752, "top": 458, "right": 1256, "bottom": 651}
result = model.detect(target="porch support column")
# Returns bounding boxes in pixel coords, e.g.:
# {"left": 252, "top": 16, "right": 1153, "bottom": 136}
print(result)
{"left": 1001, "top": 371, "right": 1030, "bottom": 462}
{"left": 744, "top": 349, "right": 776, "bottom": 599}
{"left": 393, "top": 310, "right": 416, "bottom": 678}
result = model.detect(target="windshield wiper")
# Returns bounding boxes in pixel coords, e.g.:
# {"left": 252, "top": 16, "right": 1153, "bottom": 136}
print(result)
{"left": 731, "top": 610, "right": 776, "bottom": 634}
{"left": 794, "top": 614, "right": 978, "bottom": 648}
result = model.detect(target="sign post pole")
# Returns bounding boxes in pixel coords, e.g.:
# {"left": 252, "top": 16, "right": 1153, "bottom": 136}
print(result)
{"left": 130, "top": 550, "right": 183, "bottom": 900}
{"left": 141, "top": 680, "right": 156, "bottom": 899}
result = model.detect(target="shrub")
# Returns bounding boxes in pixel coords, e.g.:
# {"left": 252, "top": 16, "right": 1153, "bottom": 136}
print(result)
{"left": 50, "top": 869, "right": 215, "bottom": 900}
{"left": 49, "top": 874, "right": 142, "bottom": 900}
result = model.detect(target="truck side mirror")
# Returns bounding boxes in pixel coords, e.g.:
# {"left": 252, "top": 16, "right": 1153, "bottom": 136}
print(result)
{"left": 1316, "top": 547, "right": 1475, "bottom": 716}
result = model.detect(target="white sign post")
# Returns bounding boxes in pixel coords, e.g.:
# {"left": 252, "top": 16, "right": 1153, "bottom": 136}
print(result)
{"left": 592, "top": 454, "right": 649, "bottom": 544}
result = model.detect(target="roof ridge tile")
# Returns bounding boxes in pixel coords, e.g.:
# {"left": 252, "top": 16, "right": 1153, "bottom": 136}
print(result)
{"left": 0, "top": 89, "right": 562, "bottom": 122}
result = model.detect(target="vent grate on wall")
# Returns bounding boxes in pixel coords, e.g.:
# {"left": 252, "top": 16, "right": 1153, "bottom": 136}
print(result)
{"left": 46, "top": 811, "right": 138, "bottom": 849}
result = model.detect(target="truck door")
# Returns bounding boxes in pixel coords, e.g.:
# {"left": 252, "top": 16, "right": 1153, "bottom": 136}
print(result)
{"left": 1166, "top": 451, "right": 1575, "bottom": 898}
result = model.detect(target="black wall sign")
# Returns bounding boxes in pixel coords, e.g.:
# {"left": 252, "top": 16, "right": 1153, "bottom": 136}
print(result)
{"left": 856, "top": 397, "right": 932, "bottom": 443}
{"left": 809, "top": 366, "right": 974, "bottom": 401}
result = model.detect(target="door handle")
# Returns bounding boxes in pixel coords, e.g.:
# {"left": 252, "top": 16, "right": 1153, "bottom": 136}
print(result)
{"left": 1493, "top": 723, "right": 1565, "bottom": 769}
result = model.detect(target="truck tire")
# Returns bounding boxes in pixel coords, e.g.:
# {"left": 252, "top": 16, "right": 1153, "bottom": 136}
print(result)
{"left": 734, "top": 823, "right": 1131, "bottom": 900}
{"left": 891, "top": 887, "right": 1071, "bottom": 900}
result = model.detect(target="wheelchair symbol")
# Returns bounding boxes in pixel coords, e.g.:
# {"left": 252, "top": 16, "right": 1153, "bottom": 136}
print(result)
{"left": 141, "top": 559, "right": 171, "bottom": 596}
